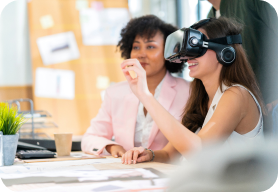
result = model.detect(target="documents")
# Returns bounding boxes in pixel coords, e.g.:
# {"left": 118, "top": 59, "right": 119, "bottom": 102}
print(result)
{"left": 79, "top": 8, "right": 130, "bottom": 45}
{"left": 0, "top": 158, "right": 122, "bottom": 179}
{"left": 35, "top": 68, "right": 75, "bottom": 100}
{"left": 18, "top": 179, "right": 168, "bottom": 192}
{"left": 37, "top": 31, "right": 80, "bottom": 65}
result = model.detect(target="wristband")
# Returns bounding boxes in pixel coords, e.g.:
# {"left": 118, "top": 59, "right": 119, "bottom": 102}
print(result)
{"left": 145, "top": 148, "right": 155, "bottom": 161}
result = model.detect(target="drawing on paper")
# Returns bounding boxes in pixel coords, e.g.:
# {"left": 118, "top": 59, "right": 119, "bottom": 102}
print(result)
{"left": 37, "top": 31, "right": 80, "bottom": 65}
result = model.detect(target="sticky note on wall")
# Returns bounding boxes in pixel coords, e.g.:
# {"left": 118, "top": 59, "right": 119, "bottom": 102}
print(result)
{"left": 96, "top": 76, "right": 110, "bottom": 90}
{"left": 40, "top": 15, "right": 54, "bottom": 29}
{"left": 76, "top": 0, "right": 89, "bottom": 10}
{"left": 91, "top": 1, "right": 103, "bottom": 11}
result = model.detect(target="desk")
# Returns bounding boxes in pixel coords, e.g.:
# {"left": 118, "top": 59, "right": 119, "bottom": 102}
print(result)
{"left": 2, "top": 154, "right": 176, "bottom": 192}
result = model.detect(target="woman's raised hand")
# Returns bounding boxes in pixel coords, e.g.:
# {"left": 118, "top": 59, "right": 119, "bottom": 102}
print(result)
{"left": 121, "top": 59, "right": 151, "bottom": 99}
{"left": 121, "top": 147, "right": 153, "bottom": 164}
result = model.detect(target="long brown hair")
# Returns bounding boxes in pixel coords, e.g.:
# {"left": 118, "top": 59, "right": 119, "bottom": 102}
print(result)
{"left": 182, "top": 17, "right": 266, "bottom": 133}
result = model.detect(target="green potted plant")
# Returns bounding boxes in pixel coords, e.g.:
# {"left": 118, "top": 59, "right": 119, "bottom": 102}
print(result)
{"left": 0, "top": 102, "right": 26, "bottom": 166}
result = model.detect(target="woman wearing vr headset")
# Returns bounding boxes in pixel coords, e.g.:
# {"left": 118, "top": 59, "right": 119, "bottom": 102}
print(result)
{"left": 81, "top": 15, "right": 190, "bottom": 157}
{"left": 121, "top": 17, "right": 266, "bottom": 164}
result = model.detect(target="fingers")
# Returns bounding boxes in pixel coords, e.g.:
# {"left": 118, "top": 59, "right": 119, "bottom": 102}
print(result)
{"left": 118, "top": 150, "right": 125, "bottom": 157}
{"left": 122, "top": 66, "right": 142, "bottom": 76}
{"left": 111, "top": 150, "right": 118, "bottom": 158}
{"left": 122, "top": 150, "right": 130, "bottom": 164}
{"left": 122, "top": 69, "right": 134, "bottom": 82}
{"left": 121, "top": 59, "right": 145, "bottom": 81}
{"left": 121, "top": 154, "right": 125, "bottom": 164}
{"left": 125, "top": 150, "right": 134, "bottom": 164}
{"left": 133, "top": 150, "right": 140, "bottom": 164}
{"left": 121, "top": 148, "right": 143, "bottom": 165}
{"left": 120, "top": 59, "right": 142, "bottom": 70}
{"left": 137, "top": 149, "right": 151, "bottom": 163}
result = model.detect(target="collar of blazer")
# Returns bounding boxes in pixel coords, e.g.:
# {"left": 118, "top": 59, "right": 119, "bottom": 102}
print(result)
{"left": 124, "top": 71, "right": 178, "bottom": 149}
{"left": 126, "top": 71, "right": 177, "bottom": 111}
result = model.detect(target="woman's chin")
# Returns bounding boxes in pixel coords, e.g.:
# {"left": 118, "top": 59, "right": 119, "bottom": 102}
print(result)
{"left": 189, "top": 72, "right": 202, "bottom": 80}
{"left": 189, "top": 72, "right": 196, "bottom": 78}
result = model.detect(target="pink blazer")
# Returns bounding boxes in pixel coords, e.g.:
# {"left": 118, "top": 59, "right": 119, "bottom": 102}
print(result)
{"left": 81, "top": 72, "right": 190, "bottom": 155}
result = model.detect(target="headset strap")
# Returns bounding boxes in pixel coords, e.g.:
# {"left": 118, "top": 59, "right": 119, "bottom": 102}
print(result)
{"left": 207, "top": 34, "right": 242, "bottom": 45}
{"left": 190, "top": 18, "right": 212, "bottom": 29}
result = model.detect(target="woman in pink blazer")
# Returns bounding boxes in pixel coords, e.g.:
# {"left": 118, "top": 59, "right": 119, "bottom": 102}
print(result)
{"left": 81, "top": 15, "right": 190, "bottom": 157}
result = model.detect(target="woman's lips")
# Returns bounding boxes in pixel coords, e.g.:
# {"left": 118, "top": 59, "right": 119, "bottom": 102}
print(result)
{"left": 188, "top": 65, "right": 198, "bottom": 69}
{"left": 187, "top": 61, "right": 198, "bottom": 69}
{"left": 140, "top": 62, "right": 148, "bottom": 67}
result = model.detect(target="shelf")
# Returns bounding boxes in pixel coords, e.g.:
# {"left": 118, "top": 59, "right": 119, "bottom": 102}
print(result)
{"left": 18, "top": 110, "right": 52, "bottom": 118}
{"left": 6, "top": 98, "right": 58, "bottom": 139}
{"left": 18, "top": 132, "right": 52, "bottom": 139}
{"left": 21, "top": 122, "right": 58, "bottom": 129}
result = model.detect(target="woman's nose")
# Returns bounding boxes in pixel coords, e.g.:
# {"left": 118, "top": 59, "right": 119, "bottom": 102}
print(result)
{"left": 137, "top": 48, "right": 146, "bottom": 58}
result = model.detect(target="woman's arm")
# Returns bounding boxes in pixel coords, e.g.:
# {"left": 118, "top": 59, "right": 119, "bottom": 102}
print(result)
{"left": 81, "top": 89, "right": 124, "bottom": 156}
{"left": 139, "top": 93, "right": 202, "bottom": 152}
{"left": 121, "top": 59, "right": 249, "bottom": 155}
{"left": 153, "top": 142, "right": 181, "bottom": 163}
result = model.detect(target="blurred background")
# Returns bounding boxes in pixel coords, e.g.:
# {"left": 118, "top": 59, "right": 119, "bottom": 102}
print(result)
{"left": 0, "top": 0, "right": 212, "bottom": 139}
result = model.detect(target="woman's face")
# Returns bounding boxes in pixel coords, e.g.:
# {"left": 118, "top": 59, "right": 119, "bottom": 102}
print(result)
{"left": 130, "top": 31, "right": 166, "bottom": 78}
{"left": 187, "top": 28, "right": 222, "bottom": 80}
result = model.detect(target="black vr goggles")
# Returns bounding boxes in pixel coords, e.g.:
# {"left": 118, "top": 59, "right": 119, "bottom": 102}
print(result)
{"left": 164, "top": 18, "right": 242, "bottom": 66}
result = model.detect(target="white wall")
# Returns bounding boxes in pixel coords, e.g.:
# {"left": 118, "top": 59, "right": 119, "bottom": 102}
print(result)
{"left": 0, "top": 0, "right": 32, "bottom": 86}
{"left": 180, "top": 0, "right": 212, "bottom": 28}
{"left": 128, "top": 0, "right": 177, "bottom": 26}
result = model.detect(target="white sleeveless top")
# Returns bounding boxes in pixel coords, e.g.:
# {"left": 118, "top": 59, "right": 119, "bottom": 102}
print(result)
{"left": 196, "top": 84, "right": 264, "bottom": 148}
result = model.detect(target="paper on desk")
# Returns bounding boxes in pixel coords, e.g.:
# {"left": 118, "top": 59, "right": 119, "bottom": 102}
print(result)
{"left": 1, "top": 167, "right": 157, "bottom": 180}
{"left": 37, "top": 31, "right": 80, "bottom": 65}
{"left": 19, "top": 179, "right": 168, "bottom": 192}
{"left": 35, "top": 68, "right": 75, "bottom": 100}
{"left": 0, "top": 158, "right": 121, "bottom": 179}
{"left": 78, "top": 168, "right": 159, "bottom": 182}
{"left": 79, "top": 8, "right": 130, "bottom": 45}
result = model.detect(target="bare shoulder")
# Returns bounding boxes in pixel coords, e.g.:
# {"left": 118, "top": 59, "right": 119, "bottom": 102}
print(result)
{"left": 222, "top": 86, "right": 251, "bottom": 102}
{"left": 216, "top": 86, "right": 252, "bottom": 114}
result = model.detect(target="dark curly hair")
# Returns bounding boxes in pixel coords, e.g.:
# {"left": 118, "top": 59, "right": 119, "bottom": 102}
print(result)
{"left": 117, "top": 15, "right": 185, "bottom": 73}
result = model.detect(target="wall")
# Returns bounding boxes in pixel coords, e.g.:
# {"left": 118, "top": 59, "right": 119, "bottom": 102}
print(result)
{"left": 0, "top": 0, "right": 32, "bottom": 86}
{"left": 0, "top": 0, "right": 33, "bottom": 110}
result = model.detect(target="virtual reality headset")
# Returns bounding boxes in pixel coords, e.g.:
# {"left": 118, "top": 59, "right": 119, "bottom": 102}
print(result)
{"left": 164, "top": 18, "right": 242, "bottom": 66}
